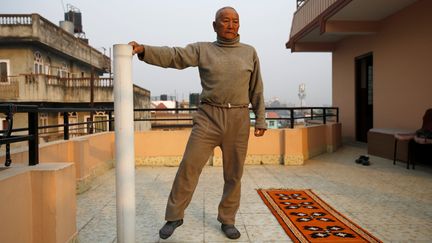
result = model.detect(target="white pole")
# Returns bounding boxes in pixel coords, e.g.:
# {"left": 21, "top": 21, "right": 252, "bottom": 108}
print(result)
{"left": 113, "top": 44, "right": 135, "bottom": 243}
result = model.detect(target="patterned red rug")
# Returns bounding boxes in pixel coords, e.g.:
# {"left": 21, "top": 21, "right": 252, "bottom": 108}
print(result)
{"left": 257, "top": 189, "right": 382, "bottom": 243}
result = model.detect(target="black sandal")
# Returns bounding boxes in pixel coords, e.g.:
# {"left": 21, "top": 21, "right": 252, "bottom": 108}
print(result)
{"left": 355, "top": 155, "right": 369, "bottom": 165}
{"left": 159, "top": 219, "right": 183, "bottom": 239}
{"left": 221, "top": 224, "right": 241, "bottom": 239}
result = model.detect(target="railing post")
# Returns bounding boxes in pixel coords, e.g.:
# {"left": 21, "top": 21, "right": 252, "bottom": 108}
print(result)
{"left": 89, "top": 112, "right": 94, "bottom": 134}
{"left": 90, "top": 69, "right": 95, "bottom": 134}
{"left": 290, "top": 108, "right": 294, "bottom": 128}
{"left": 323, "top": 108, "right": 327, "bottom": 124}
{"left": 113, "top": 44, "right": 135, "bottom": 243}
{"left": 4, "top": 106, "right": 14, "bottom": 167}
{"left": 336, "top": 108, "right": 339, "bottom": 123}
{"left": 310, "top": 108, "right": 314, "bottom": 121}
{"left": 28, "top": 109, "right": 39, "bottom": 166}
{"left": 108, "top": 111, "right": 114, "bottom": 131}
{"left": 63, "top": 112, "right": 69, "bottom": 140}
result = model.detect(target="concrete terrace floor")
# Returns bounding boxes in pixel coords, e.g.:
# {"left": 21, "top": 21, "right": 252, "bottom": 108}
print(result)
{"left": 77, "top": 145, "right": 432, "bottom": 243}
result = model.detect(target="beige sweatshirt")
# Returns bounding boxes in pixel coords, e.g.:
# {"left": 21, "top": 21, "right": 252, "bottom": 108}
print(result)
{"left": 138, "top": 36, "right": 266, "bottom": 129}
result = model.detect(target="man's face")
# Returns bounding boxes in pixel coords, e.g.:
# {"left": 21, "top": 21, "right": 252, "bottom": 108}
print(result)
{"left": 213, "top": 8, "right": 239, "bottom": 40}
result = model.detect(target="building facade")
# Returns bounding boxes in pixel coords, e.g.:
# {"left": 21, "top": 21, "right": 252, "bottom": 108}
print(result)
{"left": 287, "top": 0, "right": 432, "bottom": 142}
{"left": 0, "top": 14, "right": 150, "bottom": 142}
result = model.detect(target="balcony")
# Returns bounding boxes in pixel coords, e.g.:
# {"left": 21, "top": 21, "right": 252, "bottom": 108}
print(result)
{"left": 0, "top": 74, "right": 113, "bottom": 103}
{"left": 0, "top": 14, "right": 110, "bottom": 72}
{"left": 290, "top": 0, "right": 338, "bottom": 39}
{"left": 287, "top": 0, "right": 418, "bottom": 52}
{"left": 0, "top": 74, "right": 150, "bottom": 105}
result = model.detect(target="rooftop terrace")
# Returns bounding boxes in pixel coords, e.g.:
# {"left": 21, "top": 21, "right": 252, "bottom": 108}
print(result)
{"left": 0, "top": 105, "right": 430, "bottom": 242}
{"left": 77, "top": 145, "right": 432, "bottom": 242}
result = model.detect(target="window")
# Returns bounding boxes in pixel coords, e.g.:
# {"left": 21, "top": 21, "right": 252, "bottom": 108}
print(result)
{"left": 39, "top": 113, "right": 48, "bottom": 134}
{"left": 44, "top": 56, "right": 51, "bottom": 75}
{"left": 84, "top": 112, "right": 109, "bottom": 133}
{"left": 94, "top": 115, "right": 108, "bottom": 132}
{"left": 0, "top": 117, "right": 6, "bottom": 133}
{"left": 58, "top": 112, "right": 78, "bottom": 134}
{"left": 0, "top": 118, "right": 11, "bottom": 137}
{"left": 33, "top": 51, "right": 43, "bottom": 74}
{"left": 0, "top": 60, "right": 10, "bottom": 83}
{"left": 58, "top": 62, "right": 69, "bottom": 78}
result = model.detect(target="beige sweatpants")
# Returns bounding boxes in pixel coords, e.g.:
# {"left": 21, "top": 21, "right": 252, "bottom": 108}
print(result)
{"left": 165, "top": 103, "right": 250, "bottom": 224}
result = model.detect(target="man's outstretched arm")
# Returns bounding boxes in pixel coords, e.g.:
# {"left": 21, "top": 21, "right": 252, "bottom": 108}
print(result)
{"left": 128, "top": 41, "right": 199, "bottom": 69}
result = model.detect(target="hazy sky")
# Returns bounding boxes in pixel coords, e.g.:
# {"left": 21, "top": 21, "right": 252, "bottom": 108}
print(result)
{"left": 2, "top": 0, "right": 332, "bottom": 106}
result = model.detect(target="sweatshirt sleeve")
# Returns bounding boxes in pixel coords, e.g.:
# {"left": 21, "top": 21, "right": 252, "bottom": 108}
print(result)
{"left": 138, "top": 43, "right": 199, "bottom": 69}
{"left": 249, "top": 50, "right": 267, "bottom": 130}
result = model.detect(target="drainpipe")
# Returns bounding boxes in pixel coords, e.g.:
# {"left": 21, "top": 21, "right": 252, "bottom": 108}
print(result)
{"left": 113, "top": 44, "right": 135, "bottom": 243}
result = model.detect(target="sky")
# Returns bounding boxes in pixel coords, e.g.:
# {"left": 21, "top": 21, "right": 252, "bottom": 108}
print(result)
{"left": 2, "top": 0, "right": 332, "bottom": 106}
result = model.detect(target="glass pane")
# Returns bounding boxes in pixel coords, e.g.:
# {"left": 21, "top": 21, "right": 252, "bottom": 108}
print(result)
{"left": 94, "top": 116, "right": 107, "bottom": 132}
{"left": 0, "top": 62, "right": 7, "bottom": 82}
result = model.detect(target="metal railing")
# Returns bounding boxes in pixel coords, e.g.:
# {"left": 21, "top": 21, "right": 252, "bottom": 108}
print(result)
{"left": 0, "top": 75, "right": 152, "bottom": 104}
{"left": 0, "top": 104, "right": 38, "bottom": 166}
{"left": 45, "top": 76, "right": 113, "bottom": 87}
{"left": 0, "top": 104, "right": 338, "bottom": 167}
{"left": 0, "top": 14, "right": 32, "bottom": 25}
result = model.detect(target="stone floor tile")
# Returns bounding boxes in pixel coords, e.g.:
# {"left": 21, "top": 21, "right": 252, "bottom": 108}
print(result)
{"left": 245, "top": 225, "right": 292, "bottom": 242}
{"left": 239, "top": 202, "right": 271, "bottom": 214}
{"left": 364, "top": 224, "right": 432, "bottom": 242}
{"left": 204, "top": 216, "right": 249, "bottom": 242}
{"left": 76, "top": 145, "right": 432, "bottom": 242}
{"left": 77, "top": 213, "right": 116, "bottom": 243}
{"left": 159, "top": 220, "right": 204, "bottom": 243}
{"left": 241, "top": 213, "right": 279, "bottom": 226}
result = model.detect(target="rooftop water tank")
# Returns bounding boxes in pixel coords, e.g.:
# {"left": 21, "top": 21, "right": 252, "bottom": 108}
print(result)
{"left": 64, "top": 10, "right": 82, "bottom": 33}
{"left": 59, "top": 20, "right": 74, "bottom": 34}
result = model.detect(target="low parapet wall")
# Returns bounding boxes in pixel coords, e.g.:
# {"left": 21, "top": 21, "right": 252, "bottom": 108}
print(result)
{"left": 4, "top": 132, "right": 115, "bottom": 193}
{"left": 135, "top": 123, "right": 342, "bottom": 166}
{"left": 0, "top": 124, "right": 341, "bottom": 242}
{"left": 2, "top": 123, "right": 342, "bottom": 188}
{"left": 0, "top": 163, "right": 76, "bottom": 243}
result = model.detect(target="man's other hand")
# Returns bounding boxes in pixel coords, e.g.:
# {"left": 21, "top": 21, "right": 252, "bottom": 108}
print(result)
{"left": 128, "top": 41, "right": 144, "bottom": 55}
{"left": 254, "top": 128, "right": 266, "bottom": 137}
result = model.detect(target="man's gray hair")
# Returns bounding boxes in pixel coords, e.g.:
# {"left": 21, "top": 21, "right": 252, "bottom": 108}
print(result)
{"left": 215, "top": 6, "right": 238, "bottom": 21}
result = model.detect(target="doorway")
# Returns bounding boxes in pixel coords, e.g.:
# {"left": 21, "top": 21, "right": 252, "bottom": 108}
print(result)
{"left": 355, "top": 53, "right": 373, "bottom": 142}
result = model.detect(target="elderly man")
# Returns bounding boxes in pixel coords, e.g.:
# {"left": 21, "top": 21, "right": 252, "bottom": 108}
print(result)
{"left": 129, "top": 6, "right": 266, "bottom": 240}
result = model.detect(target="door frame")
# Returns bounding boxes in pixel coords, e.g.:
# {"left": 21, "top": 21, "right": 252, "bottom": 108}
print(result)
{"left": 355, "top": 52, "right": 373, "bottom": 142}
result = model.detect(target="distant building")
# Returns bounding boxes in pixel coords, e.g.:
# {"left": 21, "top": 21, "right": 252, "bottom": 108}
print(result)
{"left": 160, "top": 94, "right": 168, "bottom": 101}
{"left": 151, "top": 95, "right": 176, "bottom": 101}
{"left": 266, "top": 112, "right": 281, "bottom": 129}
{"left": 151, "top": 100, "right": 176, "bottom": 111}
{"left": 0, "top": 13, "right": 150, "bottom": 142}
{"left": 189, "top": 93, "right": 200, "bottom": 108}
{"left": 249, "top": 111, "right": 282, "bottom": 129}
{"left": 179, "top": 100, "right": 190, "bottom": 109}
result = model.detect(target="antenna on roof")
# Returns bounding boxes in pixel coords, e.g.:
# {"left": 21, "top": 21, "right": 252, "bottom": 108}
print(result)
{"left": 298, "top": 83, "right": 306, "bottom": 107}
{"left": 61, "top": 0, "right": 65, "bottom": 13}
